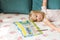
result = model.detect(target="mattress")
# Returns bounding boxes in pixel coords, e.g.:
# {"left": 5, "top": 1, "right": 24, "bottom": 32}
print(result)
{"left": 0, "top": 13, "right": 60, "bottom": 40}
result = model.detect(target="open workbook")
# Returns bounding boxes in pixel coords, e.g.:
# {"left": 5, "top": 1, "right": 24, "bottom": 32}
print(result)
{"left": 14, "top": 20, "right": 43, "bottom": 37}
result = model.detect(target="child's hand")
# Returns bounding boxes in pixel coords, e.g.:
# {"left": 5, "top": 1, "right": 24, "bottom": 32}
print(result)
{"left": 56, "top": 28, "right": 60, "bottom": 32}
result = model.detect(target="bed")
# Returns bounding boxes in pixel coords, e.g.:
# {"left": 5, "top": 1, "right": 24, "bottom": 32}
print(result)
{"left": 0, "top": 11, "right": 60, "bottom": 40}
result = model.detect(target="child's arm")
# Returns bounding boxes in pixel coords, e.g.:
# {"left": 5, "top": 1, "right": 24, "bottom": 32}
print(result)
{"left": 43, "top": 18, "right": 60, "bottom": 32}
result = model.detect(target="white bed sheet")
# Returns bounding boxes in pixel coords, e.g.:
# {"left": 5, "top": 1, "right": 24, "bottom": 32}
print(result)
{"left": 0, "top": 13, "right": 60, "bottom": 40}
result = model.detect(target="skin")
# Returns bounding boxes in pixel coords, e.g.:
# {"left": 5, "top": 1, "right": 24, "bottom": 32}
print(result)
{"left": 29, "top": 0, "right": 60, "bottom": 32}
{"left": 42, "top": 0, "right": 60, "bottom": 32}
{"left": 29, "top": 11, "right": 60, "bottom": 32}
{"left": 29, "top": 11, "right": 44, "bottom": 22}
{"left": 44, "top": 18, "right": 60, "bottom": 32}
{"left": 42, "top": 0, "right": 47, "bottom": 7}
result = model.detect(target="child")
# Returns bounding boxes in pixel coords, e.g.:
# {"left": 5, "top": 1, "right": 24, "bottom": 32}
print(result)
{"left": 29, "top": 0, "right": 60, "bottom": 32}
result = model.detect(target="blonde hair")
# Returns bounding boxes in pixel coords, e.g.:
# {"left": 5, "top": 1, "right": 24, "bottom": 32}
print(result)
{"left": 29, "top": 10, "right": 45, "bottom": 22}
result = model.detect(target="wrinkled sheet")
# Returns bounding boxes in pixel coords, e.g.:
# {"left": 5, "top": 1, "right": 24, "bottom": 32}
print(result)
{"left": 0, "top": 12, "right": 60, "bottom": 40}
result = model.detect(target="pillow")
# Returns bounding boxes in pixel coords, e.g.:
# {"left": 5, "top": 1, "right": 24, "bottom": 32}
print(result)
{"left": 32, "top": 0, "right": 60, "bottom": 10}
{"left": 1, "top": 0, "right": 32, "bottom": 14}
{"left": 0, "top": 9, "right": 1, "bottom": 12}
{"left": 32, "top": 0, "right": 42, "bottom": 10}
{"left": 0, "top": 1, "right": 1, "bottom": 12}
{"left": 0, "top": 6, "right": 1, "bottom": 12}
{"left": 47, "top": 0, "right": 60, "bottom": 9}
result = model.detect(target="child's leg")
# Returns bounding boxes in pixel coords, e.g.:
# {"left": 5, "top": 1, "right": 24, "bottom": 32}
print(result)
{"left": 41, "top": 0, "right": 47, "bottom": 14}
{"left": 42, "top": 0, "right": 47, "bottom": 7}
